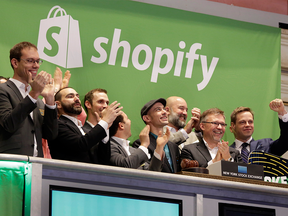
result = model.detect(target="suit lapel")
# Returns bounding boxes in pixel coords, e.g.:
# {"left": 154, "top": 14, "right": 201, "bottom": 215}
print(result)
{"left": 149, "top": 133, "right": 172, "bottom": 172}
{"left": 60, "top": 115, "right": 83, "bottom": 135}
{"left": 167, "top": 142, "right": 177, "bottom": 172}
{"left": 6, "top": 80, "right": 23, "bottom": 102}
{"left": 196, "top": 140, "right": 212, "bottom": 162}
{"left": 7, "top": 80, "right": 34, "bottom": 122}
{"left": 111, "top": 138, "right": 129, "bottom": 157}
{"left": 249, "top": 138, "right": 258, "bottom": 151}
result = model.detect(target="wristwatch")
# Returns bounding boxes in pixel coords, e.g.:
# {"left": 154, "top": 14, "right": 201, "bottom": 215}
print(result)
{"left": 227, "top": 157, "right": 233, "bottom": 162}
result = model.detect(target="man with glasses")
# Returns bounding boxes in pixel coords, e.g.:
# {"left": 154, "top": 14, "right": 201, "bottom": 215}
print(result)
{"left": 0, "top": 41, "right": 58, "bottom": 157}
{"left": 230, "top": 99, "right": 288, "bottom": 163}
{"left": 181, "top": 108, "right": 242, "bottom": 168}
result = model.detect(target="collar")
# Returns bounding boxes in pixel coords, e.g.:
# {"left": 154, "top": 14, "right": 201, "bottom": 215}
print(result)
{"left": 235, "top": 137, "right": 253, "bottom": 148}
{"left": 10, "top": 78, "right": 31, "bottom": 95}
{"left": 150, "top": 132, "right": 158, "bottom": 139}
{"left": 86, "top": 120, "right": 95, "bottom": 128}
{"left": 112, "top": 136, "right": 130, "bottom": 148}
{"left": 63, "top": 115, "right": 83, "bottom": 127}
{"left": 203, "top": 138, "right": 218, "bottom": 151}
{"left": 166, "top": 125, "right": 177, "bottom": 133}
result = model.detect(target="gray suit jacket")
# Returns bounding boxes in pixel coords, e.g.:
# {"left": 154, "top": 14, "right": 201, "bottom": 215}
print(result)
{"left": 164, "top": 126, "right": 201, "bottom": 150}
{"left": 181, "top": 139, "right": 242, "bottom": 168}
{"left": 110, "top": 137, "right": 163, "bottom": 171}
{"left": 0, "top": 80, "right": 58, "bottom": 156}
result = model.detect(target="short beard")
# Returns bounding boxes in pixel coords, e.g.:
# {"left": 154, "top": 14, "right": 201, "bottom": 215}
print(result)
{"left": 62, "top": 103, "right": 82, "bottom": 115}
{"left": 168, "top": 109, "right": 186, "bottom": 129}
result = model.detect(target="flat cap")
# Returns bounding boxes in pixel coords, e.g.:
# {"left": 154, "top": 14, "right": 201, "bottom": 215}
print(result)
{"left": 141, "top": 98, "right": 166, "bottom": 118}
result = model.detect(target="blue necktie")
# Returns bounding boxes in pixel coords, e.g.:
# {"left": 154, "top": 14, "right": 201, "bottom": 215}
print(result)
{"left": 164, "top": 144, "right": 174, "bottom": 172}
{"left": 241, "top": 143, "right": 250, "bottom": 163}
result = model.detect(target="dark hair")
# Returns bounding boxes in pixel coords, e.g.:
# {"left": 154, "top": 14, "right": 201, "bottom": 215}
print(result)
{"left": 109, "top": 114, "right": 124, "bottom": 137}
{"left": 54, "top": 87, "right": 72, "bottom": 102}
{"left": 230, "top": 107, "right": 254, "bottom": 125}
{"left": 10, "top": 42, "right": 37, "bottom": 69}
{"left": 84, "top": 88, "right": 107, "bottom": 112}
{"left": 200, "top": 108, "right": 225, "bottom": 123}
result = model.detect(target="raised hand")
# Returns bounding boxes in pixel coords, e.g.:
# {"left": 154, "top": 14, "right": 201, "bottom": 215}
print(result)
{"left": 40, "top": 74, "right": 55, "bottom": 105}
{"left": 139, "top": 125, "right": 150, "bottom": 148}
{"left": 61, "top": 70, "right": 71, "bottom": 89}
{"left": 53, "top": 67, "right": 62, "bottom": 93}
{"left": 29, "top": 71, "right": 52, "bottom": 100}
{"left": 269, "top": 98, "right": 287, "bottom": 116}
{"left": 155, "top": 128, "right": 170, "bottom": 159}
{"left": 191, "top": 107, "right": 201, "bottom": 131}
{"left": 217, "top": 140, "right": 231, "bottom": 161}
{"left": 101, "top": 101, "right": 123, "bottom": 128}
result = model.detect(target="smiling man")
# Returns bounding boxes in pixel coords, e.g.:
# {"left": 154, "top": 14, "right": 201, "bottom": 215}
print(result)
{"left": 165, "top": 96, "right": 201, "bottom": 150}
{"left": 83, "top": 88, "right": 109, "bottom": 131}
{"left": 181, "top": 108, "right": 242, "bottom": 168}
{"left": 230, "top": 98, "right": 288, "bottom": 163}
{"left": 0, "top": 42, "right": 58, "bottom": 157}
{"left": 133, "top": 98, "right": 181, "bottom": 173}
{"left": 48, "top": 87, "right": 123, "bottom": 163}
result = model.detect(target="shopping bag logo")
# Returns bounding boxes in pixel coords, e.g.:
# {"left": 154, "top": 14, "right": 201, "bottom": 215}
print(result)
{"left": 37, "top": 5, "right": 83, "bottom": 68}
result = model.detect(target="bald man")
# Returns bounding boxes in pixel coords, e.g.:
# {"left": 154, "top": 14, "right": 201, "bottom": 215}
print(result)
{"left": 165, "top": 96, "right": 201, "bottom": 150}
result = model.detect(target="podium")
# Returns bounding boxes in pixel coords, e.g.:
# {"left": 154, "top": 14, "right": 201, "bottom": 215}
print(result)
{"left": 207, "top": 160, "right": 263, "bottom": 181}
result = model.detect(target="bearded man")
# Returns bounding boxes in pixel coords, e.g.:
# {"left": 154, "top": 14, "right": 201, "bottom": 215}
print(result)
{"left": 165, "top": 96, "right": 201, "bottom": 150}
{"left": 48, "top": 87, "right": 122, "bottom": 163}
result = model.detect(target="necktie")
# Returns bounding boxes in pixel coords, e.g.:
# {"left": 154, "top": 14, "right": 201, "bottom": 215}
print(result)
{"left": 164, "top": 144, "right": 174, "bottom": 172}
{"left": 241, "top": 143, "right": 250, "bottom": 163}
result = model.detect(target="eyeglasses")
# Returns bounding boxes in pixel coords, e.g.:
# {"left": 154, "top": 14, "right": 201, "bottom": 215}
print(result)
{"left": 202, "top": 121, "right": 227, "bottom": 127}
{"left": 21, "top": 58, "right": 43, "bottom": 65}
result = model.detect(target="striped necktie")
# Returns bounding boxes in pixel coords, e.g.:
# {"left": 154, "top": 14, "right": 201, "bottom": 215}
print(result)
{"left": 241, "top": 143, "right": 250, "bottom": 163}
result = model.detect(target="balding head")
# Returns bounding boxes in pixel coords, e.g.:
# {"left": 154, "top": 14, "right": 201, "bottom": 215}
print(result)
{"left": 165, "top": 96, "right": 188, "bottom": 130}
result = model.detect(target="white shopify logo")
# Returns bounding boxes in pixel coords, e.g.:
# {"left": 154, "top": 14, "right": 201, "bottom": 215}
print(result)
{"left": 91, "top": 28, "right": 219, "bottom": 91}
{"left": 37, "top": 5, "right": 83, "bottom": 68}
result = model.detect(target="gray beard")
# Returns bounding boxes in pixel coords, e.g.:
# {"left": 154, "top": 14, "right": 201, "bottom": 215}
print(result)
{"left": 168, "top": 112, "right": 186, "bottom": 129}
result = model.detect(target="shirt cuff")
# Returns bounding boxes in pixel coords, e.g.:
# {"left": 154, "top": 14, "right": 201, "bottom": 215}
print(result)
{"left": 98, "top": 120, "right": 109, "bottom": 143}
{"left": 139, "top": 146, "right": 151, "bottom": 159}
{"left": 279, "top": 112, "right": 288, "bottom": 122}
{"left": 207, "top": 159, "right": 214, "bottom": 167}
{"left": 45, "top": 104, "right": 56, "bottom": 109}
{"left": 179, "top": 128, "right": 189, "bottom": 140}
{"left": 153, "top": 150, "right": 162, "bottom": 161}
{"left": 28, "top": 94, "right": 37, "bottom": 103}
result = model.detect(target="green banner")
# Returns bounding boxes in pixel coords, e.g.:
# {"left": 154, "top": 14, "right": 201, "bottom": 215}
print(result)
{"left": 0, "top": 0, "right": 281, "bottom": 143}
{"left": 0, "top": 161, "right": 31, "bottom": 216}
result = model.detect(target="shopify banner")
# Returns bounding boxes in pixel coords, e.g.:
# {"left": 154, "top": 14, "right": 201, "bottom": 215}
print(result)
{"left": 0, "top": 0, "right": 281, "bottom": 143}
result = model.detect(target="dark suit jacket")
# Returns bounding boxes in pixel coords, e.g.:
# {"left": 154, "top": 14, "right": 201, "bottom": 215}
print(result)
{"left": 110, "top": 137, "right": 162, "bottom": 171}
{"left": 48, "top": 116, "right": 110, "bottom": 163}
{"left": 230, "top": 119, "right": 288, "bottom": 156}
{"left": 83, "top": 121, "right": 93, "bottom": 132}
{"left": 0, "top": 80, "right": 58, "bottom": 157}
{"left": 181, "top": 139, "right": 242, "bottom": 168}
{"left": 132, "top": 133, "right": 181, "bottom": 173}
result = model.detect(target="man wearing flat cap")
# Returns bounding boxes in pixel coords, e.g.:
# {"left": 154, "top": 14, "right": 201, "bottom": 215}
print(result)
{"left": 132, "top": 98, "right": 181, "bottom": 173}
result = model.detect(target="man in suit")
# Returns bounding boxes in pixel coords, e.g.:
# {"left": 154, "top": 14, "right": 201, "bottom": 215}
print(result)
{"left": 0, "top": 41, "right": 58, "bottom": 157}
{"left": 133, "top": 98, "right": 181, "bottom": 173}
{"left": 48, "top": 87, "right": 122, "bottom": 163}
{"left": 109, "top": 112, "right": 167, "bottom": 171}
{"left": 181, "top": 108, "right": 242, "bottom": 168}
{"left": 165, "top": 96, "right": 201, "bottom": 149}
{"left": 229, "top": 98, "right": 288, "bottom": 163}
{"left": 83, "top": 88, "right": 109, "bottom": 131}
